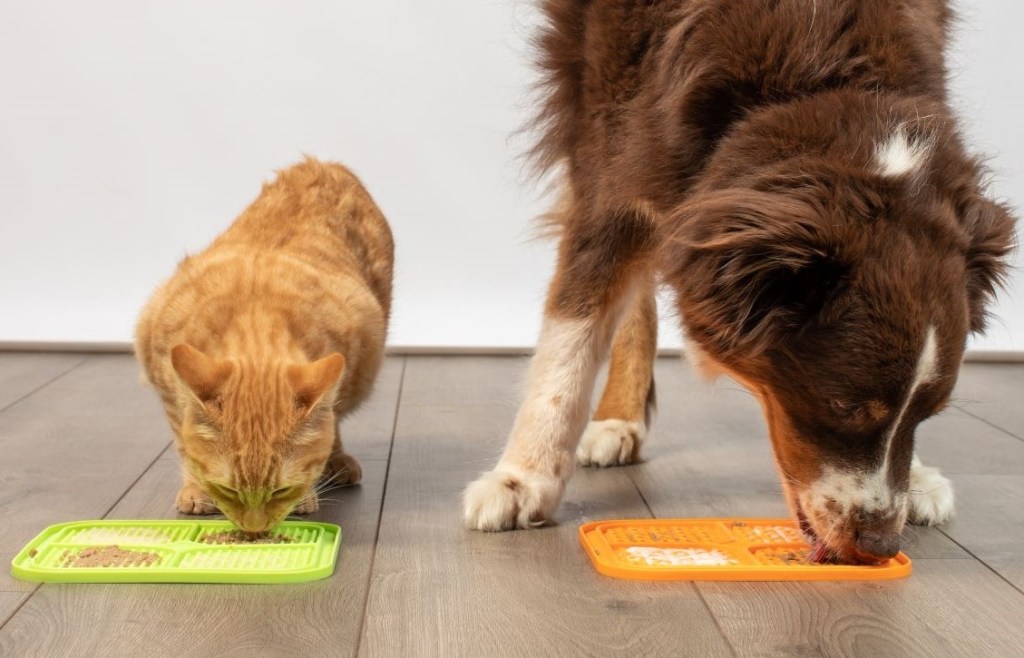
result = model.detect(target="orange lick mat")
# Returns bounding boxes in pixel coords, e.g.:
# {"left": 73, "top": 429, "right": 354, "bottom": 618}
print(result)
{"left": 579, "top": 518, "right": 911, "bottom": 581}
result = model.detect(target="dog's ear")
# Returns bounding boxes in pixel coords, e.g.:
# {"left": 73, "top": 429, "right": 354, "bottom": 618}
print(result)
{"left": 662, "top": 189, "right": 851, "bottom": 356}
{"left": 960, "top": 194, "right": 1015, "bottom": 333}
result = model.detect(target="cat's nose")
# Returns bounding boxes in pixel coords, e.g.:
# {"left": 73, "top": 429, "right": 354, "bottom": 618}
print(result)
{"left": 238, "top": 510, "right": 269, "bottom": 532}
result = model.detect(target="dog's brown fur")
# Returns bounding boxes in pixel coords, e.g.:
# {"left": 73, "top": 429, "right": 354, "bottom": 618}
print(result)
{"left": 464, "top": 0, "right": 1015, "bottom": 562}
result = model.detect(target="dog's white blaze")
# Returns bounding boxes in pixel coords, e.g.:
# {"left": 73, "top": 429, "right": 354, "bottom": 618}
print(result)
{"left": 878, "top": 325, "right": 938, "bottom": 482}
{"left": 806, "top": 326, "right": 938, "bottom": 517}
{"left": 876, "top": 129, "right": 932, "bottom": 177}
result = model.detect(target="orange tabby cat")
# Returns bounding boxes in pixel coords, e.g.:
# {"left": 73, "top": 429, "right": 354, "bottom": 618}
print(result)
{"left": 135, "top": 158, "right": 393, "bottom": 532}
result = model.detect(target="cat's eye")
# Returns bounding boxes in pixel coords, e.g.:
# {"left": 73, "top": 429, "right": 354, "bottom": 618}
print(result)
{"left": 208, "top": 483, "right": 239, "bottom": 500}
{"left": 271, "top": 486, "right": 297, "bottom": 499}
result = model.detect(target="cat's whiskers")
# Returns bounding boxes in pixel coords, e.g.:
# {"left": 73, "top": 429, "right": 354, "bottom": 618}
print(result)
{"left": 316, "top": 467, "right": 350, "bottom": 491}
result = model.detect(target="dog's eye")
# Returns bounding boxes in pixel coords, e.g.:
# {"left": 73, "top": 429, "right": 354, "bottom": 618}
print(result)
{"left": 829, "top": 399, "right": 890, "bottom": 426}
{"left": 829, "top": 400, "right": 860, "bottom": 425}
{"left": 830, "top": 399, "right": 857, "bottom": 418}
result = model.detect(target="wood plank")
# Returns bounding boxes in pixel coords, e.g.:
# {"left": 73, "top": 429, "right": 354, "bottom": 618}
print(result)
{"left": 952, "top": 363, "right": 1024, "bottom": 439}
{"left": 360, "top": 356, "right": 733, "bottom": 658}
{"left": 639, "top": 359, "right": 967, "bottom": 559}
{"left": 340, "top": 357, "right": 404, "bottom": 461}
{"left": 0, "top": 353, "right": 85, "bottom": 411}
{"left": 0, "top": 355, "right": 171, "bottom": 593}
{"left": 0, "top": 458, "right": 389, "bottom": 658}
{"left": 915, "top": 405, "right": 1024, "bottom": 475}
{"left": 940, "top": 475, "right": 1024, "bottom": 591}
{"left": 0, "top": 357, "right": 404, "bottom": 657}
{"left": 697, "top": 559, "right": 1024, "bottom": 657}
{"left": 0, "top": 594, "right": 25, "bottom": 627}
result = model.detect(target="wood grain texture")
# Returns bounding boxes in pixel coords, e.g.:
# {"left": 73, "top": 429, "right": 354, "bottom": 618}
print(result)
{"left": 697, "top": 559, "right": 1024, "bottom": 658}
{"left": 0, "top": 356, "right": 170, "bottom": 593}
{"left": 1, "top": 354, "right": 1022, "bottom": 658}
{"left": 0, "top": 353, "right": 85, "bottom": 411}
{"left": 0, "top": 594, "right": 25, "bottom": 627}
{"left": 940, "top": 475, "right": 1024, "bottom": 591}
{"left": 359, "top": 356, "right": 733, "bottom": 658}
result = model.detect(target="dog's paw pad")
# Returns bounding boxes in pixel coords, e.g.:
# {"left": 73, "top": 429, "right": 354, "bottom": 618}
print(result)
{"left": 908, "top": 458, "right": 954, "bottom": 526}
{"left": 462, "top": 467, "right": 562, "bottom": 531}
{"left": 576, "top": 419, "right": 645, "bottom": 467}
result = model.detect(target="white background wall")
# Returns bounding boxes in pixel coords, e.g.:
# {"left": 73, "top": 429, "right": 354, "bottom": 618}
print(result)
{"left": 1, "top": 1, "right": 1020, "bottom": 351}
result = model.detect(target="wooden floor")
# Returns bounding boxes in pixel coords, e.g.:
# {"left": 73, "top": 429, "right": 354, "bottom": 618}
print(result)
{"left": 1, "top": 353, "right": 1023, "bottom": 657}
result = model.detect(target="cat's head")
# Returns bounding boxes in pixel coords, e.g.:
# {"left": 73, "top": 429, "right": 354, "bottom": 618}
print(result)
{"left": 170, "top": 344, "right": 345, "bottom": 532}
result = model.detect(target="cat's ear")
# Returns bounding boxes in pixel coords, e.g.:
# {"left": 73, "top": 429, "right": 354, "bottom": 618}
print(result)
{"left": 287, "top": 353, "right": 346, "bottom": 416}
{"left": 170, "top": 344, "right": 232, "bottom": 409}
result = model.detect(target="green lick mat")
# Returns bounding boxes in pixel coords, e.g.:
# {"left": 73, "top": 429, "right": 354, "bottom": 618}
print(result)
{"left": 10, "top": 520, "right": 341, "bottom": 584}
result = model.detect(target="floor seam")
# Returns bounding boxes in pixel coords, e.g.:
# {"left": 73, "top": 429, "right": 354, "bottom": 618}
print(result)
{"left": 625, "top": 458, "right": 737, "bottom": 657}
{"left": 692, "top": 584, "right": 740, "bottom": 658}
{"left": 0, "top": 417, "right": 172, "bottom": 638}
{"left": 353, "top": 356, "right": 406, "bottom": 658}
{"left": 937, "top": 527, "right": 1024, "bottom": 597}
{"left": 100, "top": 441, "right": 175, "bottom": 519}
{"left": 951, "top": 403, "right": 1024, "bottom": 444}
{"left": 0, "top": 356, "right": 90, "bottom": 415}
{"left": 624, "top": 467, "right": 655, "bottom": 519}
{"left": 0, "top": 439, "right": 174, "bottom": 634}
{"left": 0, "top": 592, "right": 34, "bottom": 634}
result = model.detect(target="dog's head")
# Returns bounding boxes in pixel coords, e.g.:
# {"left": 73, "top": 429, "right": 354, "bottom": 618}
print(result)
{"left": 662, "top": 136, "right": 1015, "bottom": 563}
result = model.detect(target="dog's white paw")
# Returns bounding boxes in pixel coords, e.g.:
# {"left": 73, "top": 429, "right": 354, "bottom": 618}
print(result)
{"left": 462, "top": 465, "right": 563, "bottom": 531}
{"left": 907, "top": 456, "right": 955, "bottom": 526}
{"left": 576, "top": 419, "right": 645, "bottom": 467}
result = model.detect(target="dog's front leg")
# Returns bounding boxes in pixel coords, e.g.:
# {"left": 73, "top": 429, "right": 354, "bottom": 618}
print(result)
{"left": 463, "top": 212, "right": 649, "bottom": 531}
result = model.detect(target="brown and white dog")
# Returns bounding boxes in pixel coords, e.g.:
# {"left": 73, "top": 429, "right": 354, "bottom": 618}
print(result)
{"left": 463, "top": 0, "right": 1016, "bottom": 563}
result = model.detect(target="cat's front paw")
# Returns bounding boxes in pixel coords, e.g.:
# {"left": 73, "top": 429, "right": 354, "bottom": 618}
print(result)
{"left": 462, "top": 465, "right": 563, "bottom": 531}
{"left": 324, "top": 452, "right": 362, "bottom": 487}
{"left": 176, "top": 483, "right": 218, "bottom": 515}
{"left": 293, "top": 495, "right": 319, "bottom": 515}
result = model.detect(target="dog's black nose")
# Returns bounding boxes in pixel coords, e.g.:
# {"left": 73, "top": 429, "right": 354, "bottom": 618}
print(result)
{"left": 855, "top": 530, "right": 900, "bottom": 560}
